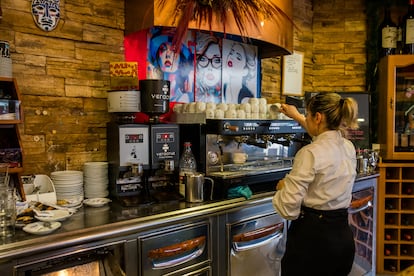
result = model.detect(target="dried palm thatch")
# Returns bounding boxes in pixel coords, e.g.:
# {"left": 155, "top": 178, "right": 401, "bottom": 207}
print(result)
{"left": 158, "top": 0, "right": 294, "bottom": 51}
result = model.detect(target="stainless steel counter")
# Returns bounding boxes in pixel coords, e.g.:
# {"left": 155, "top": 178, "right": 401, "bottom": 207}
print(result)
{"left": 0, "top": 173, "right": 379, "bottom": 263}
{"left": 0, "top": 191, "right": 274, "bottom": 261}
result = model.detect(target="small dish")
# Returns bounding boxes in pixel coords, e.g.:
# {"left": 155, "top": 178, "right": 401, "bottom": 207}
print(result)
{"left": 34, "top": 209, "right": 73, "bottom": 222}
{"left": 83, "top": 198, "right": 112, "bottom": 207}
{"left": 57, "top": 197, "right": 83, "bottom": 208}
{"left": 23, "top": 221, "right": 61, "bottom": 235}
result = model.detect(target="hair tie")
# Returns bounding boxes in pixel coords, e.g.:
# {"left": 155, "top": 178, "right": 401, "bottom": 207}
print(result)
{"left": 339, "top": 98, "right": 344, "bottom": 106}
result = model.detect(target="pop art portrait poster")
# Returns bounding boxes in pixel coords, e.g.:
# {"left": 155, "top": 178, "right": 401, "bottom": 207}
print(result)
{"left": 194, "top": 33, "right": 223, "bottom": 103}
{"left": 147, "top": 27, "right": 195, "bottom": 103}
{"left": 222, "top": 39, "right": 258, "bottom": 104}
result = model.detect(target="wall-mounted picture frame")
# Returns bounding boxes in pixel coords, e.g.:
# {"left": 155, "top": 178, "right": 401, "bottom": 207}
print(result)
{"left": 282, "top": 51, "right": 304, "bottom": 96}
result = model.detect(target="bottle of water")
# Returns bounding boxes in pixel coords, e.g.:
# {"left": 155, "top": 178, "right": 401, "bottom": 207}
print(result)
{"left": 179, "top": 142, "right": 197, "bottom": 197}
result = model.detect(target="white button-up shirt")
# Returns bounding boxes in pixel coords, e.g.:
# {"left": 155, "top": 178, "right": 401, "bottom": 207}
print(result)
{"left": 272, "top": 130, "right": 357, "bottom": 220}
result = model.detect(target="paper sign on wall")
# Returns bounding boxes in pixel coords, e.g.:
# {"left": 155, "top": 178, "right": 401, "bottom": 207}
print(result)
{"left": 282, "top": 51, "right": 304, "bottom": 96}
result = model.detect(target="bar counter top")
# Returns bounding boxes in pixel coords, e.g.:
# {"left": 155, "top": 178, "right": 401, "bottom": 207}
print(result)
{"left": 0, "top": 173, "right": 379, "bottom": 262}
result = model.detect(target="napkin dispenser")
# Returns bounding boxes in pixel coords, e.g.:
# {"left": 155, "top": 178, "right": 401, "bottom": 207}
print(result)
{"left": 22, "top": 175, "right": 57, "bottom": 204}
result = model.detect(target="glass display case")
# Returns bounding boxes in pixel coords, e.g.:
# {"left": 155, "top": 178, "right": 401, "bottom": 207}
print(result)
{"left": 378, "top": 55, "right": 414, "bottom": 160}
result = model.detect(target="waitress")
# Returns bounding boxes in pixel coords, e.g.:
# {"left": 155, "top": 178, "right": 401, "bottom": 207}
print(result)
{"left": 272, "top": 93, "right": 359, "bottom": 276}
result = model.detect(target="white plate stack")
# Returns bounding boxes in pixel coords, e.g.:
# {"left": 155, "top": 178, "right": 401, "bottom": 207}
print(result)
{"left": 50, "top": 170, "right": 84, "bottom": 207}
{"left": 83, "top": 162, "right": 109, "bottom": 199}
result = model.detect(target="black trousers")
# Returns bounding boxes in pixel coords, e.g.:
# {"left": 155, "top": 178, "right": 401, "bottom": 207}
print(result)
{"left": 281, "top": 206, "right": 355, "bottom": 276}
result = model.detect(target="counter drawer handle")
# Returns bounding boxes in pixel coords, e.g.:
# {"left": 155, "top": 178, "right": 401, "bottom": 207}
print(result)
{"left": 232, "top": 222, "right": 284, "bottom": 252}
{"left": 148, "top": 236, "right": 206, "bottom": 269}
{"left": 348, "top": 200, "right": 372, "bottom": 214}
{"left": 348, "top": 195, "right": 373, "bottom": 214}
{"left": 233, "top": 222, "right": 283, "bottom": 242}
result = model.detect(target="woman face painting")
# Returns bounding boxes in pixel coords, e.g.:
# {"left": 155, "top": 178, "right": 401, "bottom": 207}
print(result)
{"left": 198, "top": 43, "right": 221, "bottom": 87}
{"left": 157, "top": 42, "right": 180, "bottom": 73}
{"left": 226, "top": 43, "right": 247, "bottom": 76}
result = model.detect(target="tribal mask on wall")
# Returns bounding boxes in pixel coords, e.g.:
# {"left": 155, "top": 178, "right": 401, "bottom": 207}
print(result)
{"left": 31, "top": 0, "right": 61, "bottom": 31}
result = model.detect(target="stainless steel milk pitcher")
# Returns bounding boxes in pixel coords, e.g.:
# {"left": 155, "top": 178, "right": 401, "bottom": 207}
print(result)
{"left": 185, "top": 173, "right": 214, "bottom": 203}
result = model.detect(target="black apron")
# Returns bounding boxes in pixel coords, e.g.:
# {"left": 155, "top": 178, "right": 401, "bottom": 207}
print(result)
{"left": 281, "top": 206, "right": 355, "bottom": 276}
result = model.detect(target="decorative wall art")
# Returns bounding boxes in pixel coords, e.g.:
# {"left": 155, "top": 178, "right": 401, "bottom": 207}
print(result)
{"left": 125, "top": 27, "right": 260, "bottom": 104}
{"left": 146, "top": 27, "right": 195, "bottom": 103}
{"left": 31, "top": 0, "right": 61, "bottom": 32}
{"left": 222, "top": 39, "right": 258, "bottom": 104}
{"left": 195, "top": 33, "right": 223, "bottom": 103}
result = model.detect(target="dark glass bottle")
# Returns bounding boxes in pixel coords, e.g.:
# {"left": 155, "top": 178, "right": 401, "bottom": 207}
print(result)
{"left": 403, "top": 0, "right": 414, "bottom": 54}
{"left": 379, "top": 3, "right": 397, "bottom": 57}
{"left": 384, "top": 247, "right": 392, "bottom": 256}
{"left": 385, "top": 232, "right": 392, "bottom": 240}
{"left": 403, "top": 232, "right": 413, "bottom": 241}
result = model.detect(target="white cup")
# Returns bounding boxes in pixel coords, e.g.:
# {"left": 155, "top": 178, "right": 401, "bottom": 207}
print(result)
{"left": 251, "top": 103, "right": 259, "bottom": 113}
{"left": 259, "top": 104, "right": 267, "bottom": 114}
{"left": 173, "top": 103, "right": 184, "bottom": 113}
{"left": 251, "top": 112, "right": 259, "bottom": 119}
{"left": 240, "top": 103, "right": 251, "bottom": 113}
{"left": 237, "top": 109, "right": 246, "bottom": 119}
{"left": 225, "top": 109, "right": 237, "bottom": 119}
{"left": 215, "top": 109, "right": 224, "bottom": 119}
{"left": 227, "top": 103, "right": 237, "bottom": 110}
{"left": 249, "top": 98, "right": 259, "bottom": 105}
{"left": 206, "top": 102, "right": 216, "bottom": 110}
{"left": 182, "top": 103, "right": 190, "bottom": 113}
{"left": 268, "top": 103, "right": 281, "bottom": 119}
{"left": 196, "top": 102, "right": 206, "bottom": 113}
{"left": 259, "top": 98, "right": 267, "bottom": 105}
{"left": 217, "top": 103, "right": 228, "bottom": 111}
{"left": 188, "top": 102, "right": 197, "bottom": 113}
{"left": 206, "top": 108, "right": 215, "bottom": 118}
{"left": 232, "top": 152, "right": 248, "bottom": 164}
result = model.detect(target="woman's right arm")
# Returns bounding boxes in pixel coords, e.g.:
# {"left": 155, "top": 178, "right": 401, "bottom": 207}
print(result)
{"left": 280, "top": 103, "right": 308, "bottom": 131}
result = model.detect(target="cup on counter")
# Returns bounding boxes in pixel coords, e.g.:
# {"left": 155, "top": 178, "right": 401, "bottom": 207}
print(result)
{"left": 187, "top": 102, "right": 197, "bottom": 113}
{"left": 232, "top": 152, "right": 248, "bottom": 164}
{"left": 259, "top": 98, "right": 267, "bottom": 106}
{"left": 225, "top": 109, "right": 237, "bottom": 119}
{"left": 214, "top": 109, "right": 224, "bottom": 119}
{"left": 206, "top": 102, "right": 216, "bottom": 110}
{"left": 237, "top": 109, "right": 246, "bottom": 119}
{"left": 251, "top": 112, "right": 259, "bottom": 119}
{"left": 227, "top": 103, "right": 237, "bottom": 110}
{"left": 172, "top": 103, "right": 184, "bottom": 113}
{"left": 251, "top": 103, "right": 259, "bottom": 113}
{"left": 259, "top": 104, "right": 267, "bottom": 114}
{"left": 259, "top": 113, "right": 267, "bottom": 119}
{"left": 206, "top": 108, "right": 215, "bottom": 119}
{"left": 249, "top": 98, "right": 259, "bottom": 105}
{"left": 216, "top": 103, "right": 228, "bottom": 111}
{"left": 0, "top": 187, "right": 16, "bottom": 238}
{"left": 196, "top": 102, "right": 206, "bottom": 113}
{"left": 240, "top": 103, "right": 251, "bottom": 114}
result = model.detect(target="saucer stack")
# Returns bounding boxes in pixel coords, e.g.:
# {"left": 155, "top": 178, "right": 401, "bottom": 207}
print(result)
{"left": 50, "top": 170, "right": 84, "bottom": 207}
{"left": 83, "top": 162, "right": 109, "bottom": 199}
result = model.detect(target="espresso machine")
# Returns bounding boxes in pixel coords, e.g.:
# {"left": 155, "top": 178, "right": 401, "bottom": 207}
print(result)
{"left": 179, "top": 119, "right": 309, "bottom": 199}
{"left": 107, "top": 80, "right": 181, "bottom": 206}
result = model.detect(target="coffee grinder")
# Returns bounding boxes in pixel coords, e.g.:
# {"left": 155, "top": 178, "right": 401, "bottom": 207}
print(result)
{"left": 107, "top": 80, "right": 181, "bottom": 206}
